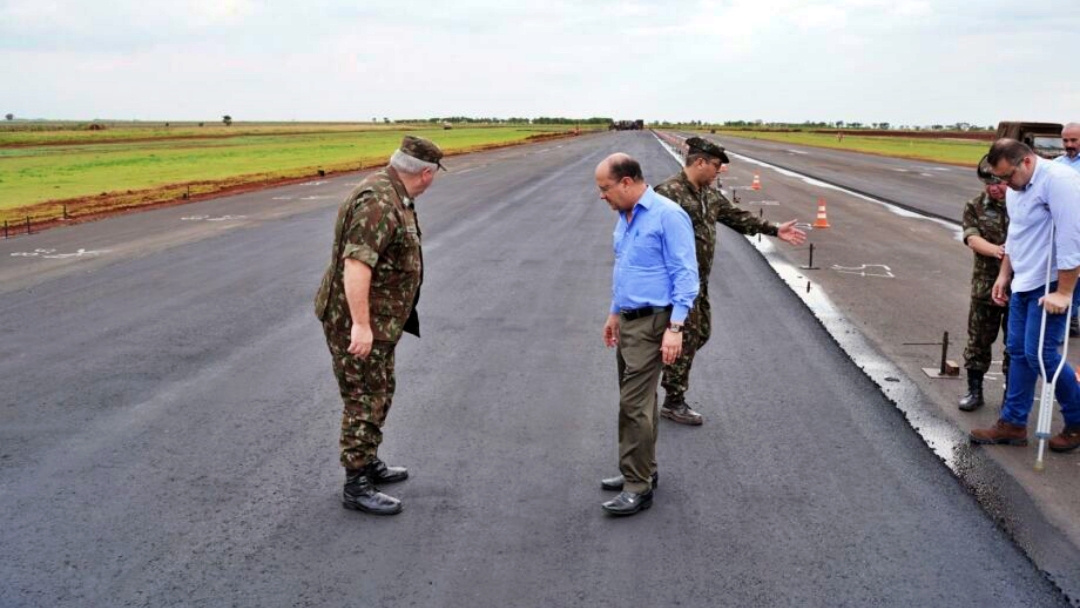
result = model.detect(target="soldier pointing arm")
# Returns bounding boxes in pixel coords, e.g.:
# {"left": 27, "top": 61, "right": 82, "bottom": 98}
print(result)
{"left": 653, "top": 137, "right": 806, "bottom": 426}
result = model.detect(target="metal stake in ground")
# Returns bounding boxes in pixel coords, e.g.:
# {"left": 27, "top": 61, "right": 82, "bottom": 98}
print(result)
{"left": 908, "top": 331, "right": 960, "bottom": 378}
{"left": 800, "top": 243, "right": 819, "bottom": 270}
{"left": 1035, "top": 225, "right": 1071, "bottom": 471}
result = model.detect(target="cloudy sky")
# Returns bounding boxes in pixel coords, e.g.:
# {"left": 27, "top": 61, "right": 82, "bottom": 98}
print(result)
{"left": 1, "top": 0, "right": 1076, "bottom": 125}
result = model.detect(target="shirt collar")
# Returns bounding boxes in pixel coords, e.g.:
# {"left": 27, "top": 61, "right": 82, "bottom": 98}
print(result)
{"left": 1021, "top": 157, "right": 1045, "bottom": 192}
{"left": 677, "top": 170, "right": 699, "bottom": 192}
{"left": 631, "top": 186, "right": 657, "bottom": 212}
{"left": 385, "top": 166, "right": 411, "bottom": 204}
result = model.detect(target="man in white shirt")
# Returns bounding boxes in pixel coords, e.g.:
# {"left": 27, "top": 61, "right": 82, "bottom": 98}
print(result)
{"left": 970, "top": 139, "right": 1080, "bottom": 453}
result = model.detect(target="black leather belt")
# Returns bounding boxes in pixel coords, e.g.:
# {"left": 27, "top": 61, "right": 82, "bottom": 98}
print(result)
{"left": 619, "top": 305, "right": 672, "bottom": 321}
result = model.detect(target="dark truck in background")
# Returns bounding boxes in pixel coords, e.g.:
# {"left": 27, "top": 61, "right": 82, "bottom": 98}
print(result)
{"left": 996, "top": 121, "right": 1064, "bottom": 159}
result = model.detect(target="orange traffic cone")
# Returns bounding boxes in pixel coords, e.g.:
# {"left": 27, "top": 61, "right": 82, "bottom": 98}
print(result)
{"left": 751, "top": 173, "right": 761, "bottom": 190}
{"left": 813, "top": 197, "right": 831, "bottom": 228}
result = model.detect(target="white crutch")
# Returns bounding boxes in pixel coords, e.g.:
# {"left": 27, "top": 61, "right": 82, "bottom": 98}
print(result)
{"left": 1035, "top": 225, "right": 1072, "bottom": 471}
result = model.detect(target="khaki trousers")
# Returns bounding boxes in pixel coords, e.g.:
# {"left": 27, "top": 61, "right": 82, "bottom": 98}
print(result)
{"left": 616, "top": 309, "right": 670, "bottom": 494}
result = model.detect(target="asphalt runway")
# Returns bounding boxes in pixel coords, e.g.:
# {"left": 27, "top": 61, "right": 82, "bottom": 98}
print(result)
{"left": 703, "top": 133, "right": 984, "bottom": 222}
{"left": 0, "top": 131, "right": 1068, "bottom": 607}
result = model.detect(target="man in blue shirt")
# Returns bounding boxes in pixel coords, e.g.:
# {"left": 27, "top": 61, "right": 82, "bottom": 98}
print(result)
{"left": 595, "top": 153, "right": 699, "bottom": 516}
{"left": 1055, "top": 123, "right": 1080, "bottom": 172}
{"left": 970, "top": 139, "right": 1080, "bottom": 453}
{"left": 1054, "top": 124, "right": 1080, "bottom": 337}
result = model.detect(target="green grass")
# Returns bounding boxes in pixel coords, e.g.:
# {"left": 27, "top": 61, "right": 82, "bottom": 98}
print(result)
{"left": 708, "top": 130, "right": 988, "bottom": 166}
{"left": 0, "top": 122, "right": 424, "bottom": 146}
{"left": 0, "top": 125, "right": 585, "bottom": 221}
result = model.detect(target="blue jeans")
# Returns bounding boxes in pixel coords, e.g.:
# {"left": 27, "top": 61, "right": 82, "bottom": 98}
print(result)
{"left": 1001, "top": 283, "right": 1080, "bottom": 427}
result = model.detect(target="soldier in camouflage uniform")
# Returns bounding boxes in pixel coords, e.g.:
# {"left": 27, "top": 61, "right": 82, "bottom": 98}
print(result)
{"left": 959, "top": 158, "right": 1010, "bottom": 412}
{"left": 314, "top": 136, "right": 444, "bottom": 515}
{"left": 655, "top": 137, "right": 807, "bottom": 425}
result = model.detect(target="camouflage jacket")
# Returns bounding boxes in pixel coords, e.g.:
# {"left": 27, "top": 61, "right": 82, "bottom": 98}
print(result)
{"left": 314, "top": 168, "right": 423, "bottom": 343}
{"left": 961, "top": 191, "right": 1008, "bottom": 302}
{"left": 655, "top": 170, "right": 777, "bottom": 283}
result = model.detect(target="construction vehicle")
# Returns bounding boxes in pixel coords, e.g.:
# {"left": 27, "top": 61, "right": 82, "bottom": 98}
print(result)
{"left": 995, "top": 121, "right": 1064, "bottom": 159}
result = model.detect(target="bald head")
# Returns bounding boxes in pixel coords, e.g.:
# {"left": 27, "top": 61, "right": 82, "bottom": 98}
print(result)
{"left": 595, "top": 153, "right": 647, "bottom": 212}
{"left": 1064, "top": 123, "right": 1080, "bottom": 159}
{"left": 596, "top": 153, "right": 644, "bottom": 183}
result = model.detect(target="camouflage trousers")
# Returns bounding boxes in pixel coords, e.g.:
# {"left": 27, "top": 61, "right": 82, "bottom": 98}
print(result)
{"left": 323, "top": 322, "right": 397, "bottom": 471}
{"left": 963, "top": 298, "right": 1009, "bottom": 377}
{"left": 661, "top": 291, "right": 711, "bottom": 403}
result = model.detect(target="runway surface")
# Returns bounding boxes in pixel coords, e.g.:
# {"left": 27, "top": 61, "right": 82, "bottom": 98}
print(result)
{"left": 707, "top": 132, "right": 982, "bottom": 222}
{"left": 0, "top": 131, "right": 1068, "bottom": 607}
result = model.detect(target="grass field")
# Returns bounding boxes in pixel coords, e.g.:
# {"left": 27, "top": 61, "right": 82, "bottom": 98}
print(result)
{"left": 0, "top": 123, "right": 587, "bottom": 224}
{"left": 708, "top": 130, "right": 989, "bottom": 166}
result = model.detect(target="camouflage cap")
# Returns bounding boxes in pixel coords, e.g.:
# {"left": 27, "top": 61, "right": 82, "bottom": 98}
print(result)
{"left": 976, "top": 154, "right": 1000, "bottom": 185}
{"left": 400, "top": 135, "right": 446, "bottom": 171}
{"left": 685, "top": 136, "right": 730, "bottom": 163}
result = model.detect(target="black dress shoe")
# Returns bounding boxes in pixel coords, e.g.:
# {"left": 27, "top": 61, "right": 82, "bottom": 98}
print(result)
{"left": 600, "top": 472, "right": 658, "bottom": 491}
{"left": 602, "top": 490, "right": 653, "bottom": 516}
{"left": 369, "top": 457, "right": 409, "bottom": 484}
{"left": 343, "top": 469, "right": 402, "bottom": 516}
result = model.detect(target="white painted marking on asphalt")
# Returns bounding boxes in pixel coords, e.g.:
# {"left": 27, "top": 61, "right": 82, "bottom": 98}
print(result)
{"left": 299, "top": 180, "right": 328, "bottom": 186}
{"left": 181, "top": 215, "right": 247, "bottom": 221}
{"left": 787, "top": 149, "right": 809, "bottom": 155}
{"left": 729, "top": 151, "right": 963, "bottom": 240}
{"left": 271, "top": 196, "right": 294, "bottom": 201}
{"left": 11, "top": 248, "right": 109, "bottom": 259}
{"left": 299, "top": 196, "right": 333, "bottom": 200}
{"left": 830, "top": 264, "right": 896, "bottom": 279}
{"left": 919, "top": 172, "right": 934, "bottom": 177}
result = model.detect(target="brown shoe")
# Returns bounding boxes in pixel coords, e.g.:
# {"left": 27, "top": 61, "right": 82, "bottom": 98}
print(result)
{"left": 661, "top": 402, "right": 703, "bottom": 426}
{"left": 1049, "top": 425, "right": 1080, "bottom": 453}
{"left": 970, "top": 420, "right": 1028, "bottom": 446}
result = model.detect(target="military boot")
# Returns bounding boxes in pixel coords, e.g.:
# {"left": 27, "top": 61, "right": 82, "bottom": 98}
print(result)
{"left": 959, "top": 370, "right": 984, "bottom": 412}
{"left": 661, "top": 394, "right": 703, "bottom": 426}
{"left": 343, "top": 466, "right": 402, "bottom": 516}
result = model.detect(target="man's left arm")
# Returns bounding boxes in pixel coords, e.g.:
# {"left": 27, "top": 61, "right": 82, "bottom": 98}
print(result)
{"left": 1042, "top": 173, "right": 1080, "bottom": 313}
{"left": 660, "top": 208, "right": 700, "bottom": 364}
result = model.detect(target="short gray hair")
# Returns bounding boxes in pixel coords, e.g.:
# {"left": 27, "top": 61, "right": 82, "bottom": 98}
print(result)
{"left": 390, "top": 149, "right": 438, "bottom": 175}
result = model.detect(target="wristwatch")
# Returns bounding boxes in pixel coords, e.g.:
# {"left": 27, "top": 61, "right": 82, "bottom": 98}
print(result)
{"left": 667, "top": 323, "right": 684, "bottom": 333}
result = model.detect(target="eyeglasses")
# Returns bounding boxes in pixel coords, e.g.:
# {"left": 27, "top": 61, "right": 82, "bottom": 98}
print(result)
{"left": 990, "top": 160, "right": 1024, "bottom": 184}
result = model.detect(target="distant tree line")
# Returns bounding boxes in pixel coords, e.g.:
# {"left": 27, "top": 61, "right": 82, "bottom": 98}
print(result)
{"left": 391, "top": 116, "right": 613, "bottom": 125}
{"left": 707, "top": 119, "right": 994, "bottom": 131}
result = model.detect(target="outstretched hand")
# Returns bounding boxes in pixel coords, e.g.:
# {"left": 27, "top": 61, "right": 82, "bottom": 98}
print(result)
{"left": 777, "top": 219, "right": 807, "bottom": 245}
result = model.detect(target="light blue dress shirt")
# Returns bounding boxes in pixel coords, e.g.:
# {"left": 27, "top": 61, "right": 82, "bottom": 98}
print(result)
{"left": 610, "top": 186, "right": 699, "bottom": 323}
{"left": 1054, "top": 153, "right": 1080, "bottom": 172}
{"left": 1004, "top": 158, "right": 1080, "bottom": 293}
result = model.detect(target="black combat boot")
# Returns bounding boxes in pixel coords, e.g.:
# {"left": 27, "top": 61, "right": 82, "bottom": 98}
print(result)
{"left": 343, "top": 466, "right": 403, "bottom": 516}
{"left": 368, "top": 457, "right": 409, "bottom": 484}
{"left": 959, "top": 370, "right": 984, "bottom": 412}
{"left": 661, "top": 394, "right": 703, "bottom": 426}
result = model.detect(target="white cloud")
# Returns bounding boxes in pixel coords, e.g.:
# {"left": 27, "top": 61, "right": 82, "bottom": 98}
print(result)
{"left": 0, "top": 0, "right": 1077, "bottom": 124}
